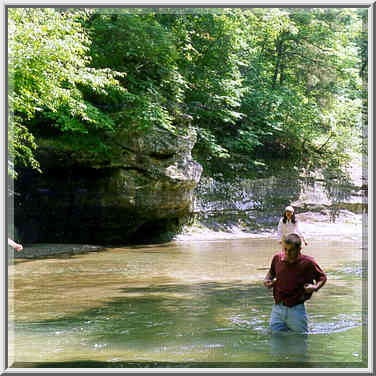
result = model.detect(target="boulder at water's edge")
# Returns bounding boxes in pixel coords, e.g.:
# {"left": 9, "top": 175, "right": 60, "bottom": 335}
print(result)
{"left": 14, "top": 126, "right": 202, "bottom": 244}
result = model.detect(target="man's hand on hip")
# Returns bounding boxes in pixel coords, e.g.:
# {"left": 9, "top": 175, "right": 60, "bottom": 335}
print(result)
{"left": 304, "top": 283, "right": 317, "bottom": 293}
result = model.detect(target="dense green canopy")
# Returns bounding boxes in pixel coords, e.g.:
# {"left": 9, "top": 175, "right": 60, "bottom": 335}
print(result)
{"left": 8, "top": 7, "right": 366, "bottom": 179}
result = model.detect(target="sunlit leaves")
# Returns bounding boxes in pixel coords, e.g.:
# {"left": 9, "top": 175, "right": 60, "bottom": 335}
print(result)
{"left": 8, "top": 7, "right": 366, "bottom": 180}
{"left": 8, "top": 7, "right": 126, "bottom": 175}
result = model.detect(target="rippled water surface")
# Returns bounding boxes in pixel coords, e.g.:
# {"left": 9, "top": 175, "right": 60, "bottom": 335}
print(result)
{"left": 8, "top": 237, "right": 367, "bottom": 368}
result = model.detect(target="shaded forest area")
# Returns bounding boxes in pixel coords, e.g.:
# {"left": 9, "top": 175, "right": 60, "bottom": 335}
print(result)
{"left": 8, "top": 7, "right": 368, "bottom": 182}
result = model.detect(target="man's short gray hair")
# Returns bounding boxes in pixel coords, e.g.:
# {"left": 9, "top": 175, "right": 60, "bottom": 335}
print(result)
{"left": 285, "top": 233, "right": 302, "bottom": 250}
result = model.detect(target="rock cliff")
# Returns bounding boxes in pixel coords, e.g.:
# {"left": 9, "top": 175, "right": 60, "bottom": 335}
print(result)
{"left": 192, "top": 154, "right": 366, "bottom": 233}
{"left": 14, "top": 126, "right": 202, "bottom": 244}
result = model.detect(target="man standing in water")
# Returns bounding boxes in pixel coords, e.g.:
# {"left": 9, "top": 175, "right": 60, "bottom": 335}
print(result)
{"left": 264, "top": 233, "right": 326, "bottom": 333}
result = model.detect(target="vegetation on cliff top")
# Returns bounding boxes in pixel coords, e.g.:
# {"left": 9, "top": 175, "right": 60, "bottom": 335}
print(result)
{"left": 8, "top": 7, "right": 367, "bottom": 180}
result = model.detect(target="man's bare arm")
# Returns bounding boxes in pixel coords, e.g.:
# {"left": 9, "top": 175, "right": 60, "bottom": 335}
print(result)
{"left": 264, "top": 271, "right": 276, "bottom": 289}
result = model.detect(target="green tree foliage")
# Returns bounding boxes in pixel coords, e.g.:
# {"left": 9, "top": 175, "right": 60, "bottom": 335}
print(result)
{"left": 163, "top": 12, "right": 245, "bottom": 143}
{"left": 230, "top": 8, "right": 363, "bottom": 177}
{"left": 354, "top": 8, "right": 368, "bottom": 155}
{"left": 9, "top": 7, "right": 366, "bottom": 180}
{"left": 8, "top": 8, "right": 126, "bottom": 176}
{"left": 86, "top": 12, "right": 184, "bottom": 133}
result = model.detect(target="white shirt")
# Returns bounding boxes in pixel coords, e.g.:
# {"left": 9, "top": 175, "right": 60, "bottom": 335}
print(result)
{"left": 277, "top": 218, "right": 304, "bottom": 240}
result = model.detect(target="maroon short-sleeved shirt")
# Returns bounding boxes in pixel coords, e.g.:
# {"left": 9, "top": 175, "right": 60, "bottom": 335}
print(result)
{"left": 269, "top": 252, "right": 327, "bottom": 307}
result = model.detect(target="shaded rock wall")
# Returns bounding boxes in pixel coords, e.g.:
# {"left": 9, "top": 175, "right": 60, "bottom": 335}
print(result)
{"left": 14, "top": 126, "right": 202, "bottom": 244}
{"left": 193, "top": 155, "right": 367, "bottom": 231}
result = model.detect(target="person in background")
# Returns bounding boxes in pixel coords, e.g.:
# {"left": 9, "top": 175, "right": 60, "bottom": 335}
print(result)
{"left": 264, "top": 233, "right": 326, "bottom": 333}
{"left": 277, "top": 205, "right": 308, "bottom": 247}
{"left": 8, "top": 238, "right": 23, "bottom": 252}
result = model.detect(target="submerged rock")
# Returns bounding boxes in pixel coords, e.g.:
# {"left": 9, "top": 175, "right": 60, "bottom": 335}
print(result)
{"left": 14, "top": 126, "right": 202, "bottom": 244}
{"left": 11, "top": 244, "right": 104, "bottom": 260}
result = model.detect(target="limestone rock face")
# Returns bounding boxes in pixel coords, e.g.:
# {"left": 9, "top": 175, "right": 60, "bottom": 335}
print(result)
{"left": 14, "top": 127, "right": 202, "bottom": 244}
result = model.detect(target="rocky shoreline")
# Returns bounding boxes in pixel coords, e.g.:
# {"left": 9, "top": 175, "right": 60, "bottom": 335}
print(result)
{"left": 10, "top": 209, "right": 364, "bottom": 261}
{"left": 10, "top": 244, "right": 105, "bottom": 261}
{"left": 176, "top": 209, "right": 364, "bottom": 241}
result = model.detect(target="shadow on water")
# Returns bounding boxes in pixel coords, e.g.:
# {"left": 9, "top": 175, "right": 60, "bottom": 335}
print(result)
{"left": 12, "top": 281, "right": 364, "bottom": 367}
{"left": 14, "top": 281, "right": 361, "bottom": 334}
{"left": 15, "top": 283, "right": 271, "bottom": 339}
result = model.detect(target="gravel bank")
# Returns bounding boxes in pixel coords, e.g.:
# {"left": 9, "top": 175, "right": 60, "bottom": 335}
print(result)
{"left": 10, "top": 243, "right": 105, "bottom": 261}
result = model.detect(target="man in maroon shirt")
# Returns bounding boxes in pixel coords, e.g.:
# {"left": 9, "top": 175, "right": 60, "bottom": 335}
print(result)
{"left": 264, "top": 233, "right": 327, "bottom": 333}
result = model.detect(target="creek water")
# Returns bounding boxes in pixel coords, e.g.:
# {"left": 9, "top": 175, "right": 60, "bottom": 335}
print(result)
{"left": 8, "top": 233, "right": 367, "bottom": 368}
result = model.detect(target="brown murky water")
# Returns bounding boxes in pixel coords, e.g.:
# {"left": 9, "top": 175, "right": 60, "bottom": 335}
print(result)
{"left": 8, "top": 236, "right": 366, "bottom": 368}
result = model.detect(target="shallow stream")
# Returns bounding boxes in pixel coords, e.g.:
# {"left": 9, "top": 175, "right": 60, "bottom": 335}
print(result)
{"left": 9, "top": 234, "right": 366, "bottom": 368}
